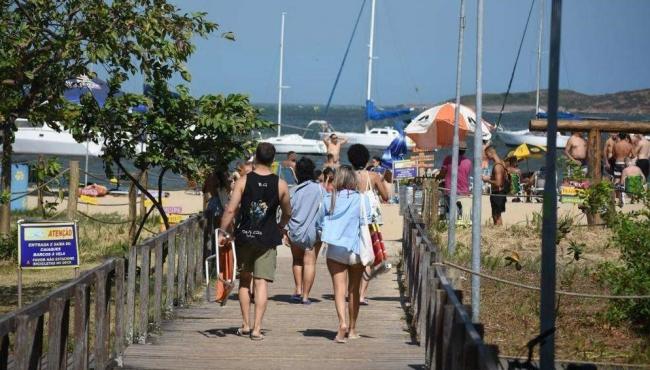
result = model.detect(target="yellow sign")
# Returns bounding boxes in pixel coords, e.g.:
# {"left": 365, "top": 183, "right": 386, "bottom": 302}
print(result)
{"left": 79, "top": 195, "right": 97, "bottom": 205}
{"left": 161, "top": 214, "right": 188, "bottom": 225}
{"left": 144, "top": 199, "right": 166, "bottom": 209}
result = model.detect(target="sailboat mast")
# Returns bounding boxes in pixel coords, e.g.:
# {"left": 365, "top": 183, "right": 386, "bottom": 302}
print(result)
{"left": 535, "top": 0, "right": 545, "bottom": 114}
{"left": 366, "top": 0, "right": 376, "bottom": 102}
{"left": 277, "top": 12, "right": 286, "bottom": 136}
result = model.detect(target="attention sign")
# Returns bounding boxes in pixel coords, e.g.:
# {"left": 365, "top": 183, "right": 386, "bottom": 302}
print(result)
{"left": 18, "top": 221, "right": 80, "bottom": 269}
{"left": 393, "top": 159, "right": 418, "bottom": 179}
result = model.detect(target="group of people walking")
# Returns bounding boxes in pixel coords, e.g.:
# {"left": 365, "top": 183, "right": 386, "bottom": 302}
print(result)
{"left": 216, "top": 141, "right": 388, "bottom": 343}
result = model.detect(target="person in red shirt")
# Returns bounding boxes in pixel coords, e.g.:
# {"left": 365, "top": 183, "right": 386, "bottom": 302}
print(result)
{"left": 438, "top": 141, "right": 472, "bottom": 219}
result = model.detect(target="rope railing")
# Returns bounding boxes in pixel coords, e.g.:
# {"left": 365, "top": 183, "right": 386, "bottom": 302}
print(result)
{"left": 436, "top": 261, "right": 650, "bottom": 300}
{"left": 8, "top": 168, "right": 70, "bottom": 202}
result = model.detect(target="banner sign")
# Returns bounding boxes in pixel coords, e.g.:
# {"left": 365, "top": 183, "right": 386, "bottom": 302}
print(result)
{"left": 18, "top": 221, "right": 80, "bottom": 269}
{"left": 163, "top": 206, "right": 182, "bottom": 214}
{"left": 393, "top": 160, "right": 418, "bottom": 179}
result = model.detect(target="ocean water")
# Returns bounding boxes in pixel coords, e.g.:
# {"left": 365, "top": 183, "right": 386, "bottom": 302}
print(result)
{"left": 12, "top": 105, "right": 649, "bottom": 190}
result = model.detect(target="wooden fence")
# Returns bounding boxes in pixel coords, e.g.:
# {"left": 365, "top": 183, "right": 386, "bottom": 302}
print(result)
{"left": 0, "top": 215, "right": 206, "bottom": 370}
{"left": 402, "top": 204, "right": 500, "bottom": 370}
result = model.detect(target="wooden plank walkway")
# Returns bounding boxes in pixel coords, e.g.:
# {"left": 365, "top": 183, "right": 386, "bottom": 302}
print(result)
{"left": 121, "top": 241, "right": 424, "bottom": 370}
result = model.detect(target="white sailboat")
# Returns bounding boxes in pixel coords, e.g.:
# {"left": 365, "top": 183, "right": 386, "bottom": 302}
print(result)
{"left": 5, "top": 118, "right": 103, "bottom": 157}
{"left": 313, "top": 0, "right": 415, "bottom": 150}
{"left": 496, "top": 0, "right": 571, "bottom": 148}
{"left": 261, "top": 13, "right": 326, "bottom": 155}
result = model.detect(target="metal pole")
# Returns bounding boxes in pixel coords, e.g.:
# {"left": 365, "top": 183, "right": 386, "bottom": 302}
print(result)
{"left": 366, "top": 0, "right": 377, "bottom": 102}
{"left": 277, "top": 12, "right": 286, "bottom": 137}
{"left": 17, "top": 267, "right": 22, "bottom": 308}
{"left": 447, "top": 0, "right": 466, "bottom": 255}
{"left": 535, "top": 0, "right": 546, "bottom": 114}
{"left": 84, "top": 139, "right": 89, "bottom": 186}
{"left": 540, "top": 0, "right": 562, "bottom": 368}
{"left": 364, "top": 0, "right": 377, "bottom": 134}
{"left": 470, "top": 0, "right": 484, "bottom": 323}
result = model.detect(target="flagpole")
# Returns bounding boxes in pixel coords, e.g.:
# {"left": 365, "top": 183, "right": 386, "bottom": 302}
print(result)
{"left": 471, "top": 0, "right": 485, "bottom": 323}
{"left": 447, "top": 0, "right": 466, "bottom": 255}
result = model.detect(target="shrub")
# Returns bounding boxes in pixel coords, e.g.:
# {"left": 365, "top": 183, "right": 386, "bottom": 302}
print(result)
{"left": 598, "top": 189, "right": 650, "bottom": 330}
{"left": 0, "top": 228, "right": 17, "bottom": 261}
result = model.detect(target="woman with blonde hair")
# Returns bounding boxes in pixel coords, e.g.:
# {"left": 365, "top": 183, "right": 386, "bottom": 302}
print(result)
{"left": 321, "top": 165, "right": 372, "bottom": 343}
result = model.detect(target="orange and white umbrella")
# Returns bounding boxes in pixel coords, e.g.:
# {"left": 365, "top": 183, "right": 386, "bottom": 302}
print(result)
{"left": 405, "top": 103, "right": 494, "bottom": 150}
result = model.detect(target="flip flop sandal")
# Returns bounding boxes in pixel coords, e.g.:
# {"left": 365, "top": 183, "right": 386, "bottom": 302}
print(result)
{"left": 236, "top": 328, "right": 250, "bottom": 336}
{"left": 302, "top": 299, "right": 312, "bottom": 305}
{"left": 359, "top": 298, "right": 369, "bottom": 306}
{"left": 347, "top": 333, "right": 361, "bottom": 340}
{"left": 290, "top": 294, "right": 302, "bottom": 303}
{"left": 334, "top": 336, "right": 347, "bottom": 344}
{"left": 250, "top": 333, "right": 265, "bottom": 341}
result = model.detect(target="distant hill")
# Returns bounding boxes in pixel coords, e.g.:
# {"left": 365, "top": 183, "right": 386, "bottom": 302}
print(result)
{"left": 447, "top": 89, "right": 650, "bottom": 115}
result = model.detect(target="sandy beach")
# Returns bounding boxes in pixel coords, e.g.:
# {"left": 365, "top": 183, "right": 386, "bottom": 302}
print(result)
{"left": 26, "top": 188, "right": 644, "bottom": 230}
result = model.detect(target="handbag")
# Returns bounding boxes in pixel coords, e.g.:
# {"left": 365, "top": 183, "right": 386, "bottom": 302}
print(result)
{"left": 359, "top": 193, "right": 375, "bottom": 266}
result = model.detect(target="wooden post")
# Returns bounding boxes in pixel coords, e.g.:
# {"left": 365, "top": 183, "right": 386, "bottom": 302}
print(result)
{"left": 125, "top": 246, "right": 137, "bottom": 344}
{"left": 47, "top": 297, "right": 70, "bottom": 370}
{"left": 67, "top": 161, "right": 79, "bottom": 220}
{"left": 94, "top": 269, "right": 110, "bottom": 370}
{"left": 73, "top": 284, "right": 90, "bottom": 370}
{"left": 588, "top": 129, "right": 602, "bottom": 180}
{"left": 139, "top": 170, "right": 148, "bottom": 219}
{"left": 177, "top": 227, "right": 187, "bottom": 305}
{"left": 138, "top": 246, "right": 151, "bottom": 343}
{"left": 128, "top": 178, "right": 137, "bottom": 242}
{"left": 153, "top": 240, "right": 164, "bottom": 328}
{"left": 166, "top": 231, "right": 177, "bottom": 312}
{"left": 114, "top": 259, "right": 126, "bottom": 357}
{"left": 15, "top": 314, "right": 44, "bottom": 370}
{"left": 441, "top": 304, "right": 456, "bottom": 370}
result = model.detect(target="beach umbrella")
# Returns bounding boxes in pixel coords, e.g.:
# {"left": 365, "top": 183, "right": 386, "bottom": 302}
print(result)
{"left": 404, "top": 103, "right": 494, "bottom": 150}
{"left": 506, "top": 143, "right": 546, "bottom": 161}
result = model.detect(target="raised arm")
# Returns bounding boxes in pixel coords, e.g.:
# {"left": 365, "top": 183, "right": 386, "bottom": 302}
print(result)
{"left": 371, "top": 172, "right": 389, "bottom": 202}
{"left": 277, "top": 179, "right": 292, "bottom": 228}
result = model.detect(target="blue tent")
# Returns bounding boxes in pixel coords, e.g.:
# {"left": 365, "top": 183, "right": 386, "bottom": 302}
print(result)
{"left": 64, "top": 76, "right": 114, "bottom": 107}
{"left": 380, "top": 121, "right": 409, "bottom": 170}
{"left": 365, "top": 100, "right": 412, "bottom": 121}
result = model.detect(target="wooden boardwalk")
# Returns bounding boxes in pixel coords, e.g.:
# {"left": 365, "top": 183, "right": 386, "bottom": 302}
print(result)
{"left": 121, "top": 241, "right": 424, "bottom": 370}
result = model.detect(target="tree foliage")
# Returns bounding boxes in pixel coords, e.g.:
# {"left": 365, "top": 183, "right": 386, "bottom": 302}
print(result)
{"left": 0, "top": 0, "right": 216, "bottom": 234}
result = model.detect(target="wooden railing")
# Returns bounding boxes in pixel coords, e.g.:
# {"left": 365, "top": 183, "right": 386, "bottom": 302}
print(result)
{"left": 0, "top": 215, "right": 206, "bottom": 370}
{"left": 402, "top": 205, "right": 500, "bottom": 370}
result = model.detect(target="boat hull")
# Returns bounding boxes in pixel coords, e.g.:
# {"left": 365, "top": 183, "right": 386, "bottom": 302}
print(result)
{"left": 4, "top": 126, "right": 103, "bottom": 156}
{"left": 497, "top": 129, "right": 569, "bottom": 148}
{"left": 261, "top": 135, "right": 326, "bottom": 155}
{"left": 317, "top": 130, "right": 415, "bottom": 150}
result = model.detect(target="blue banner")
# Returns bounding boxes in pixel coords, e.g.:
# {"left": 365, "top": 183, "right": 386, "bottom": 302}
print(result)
{"left": 18, "top": 222, "right": 80, "bottom": 269}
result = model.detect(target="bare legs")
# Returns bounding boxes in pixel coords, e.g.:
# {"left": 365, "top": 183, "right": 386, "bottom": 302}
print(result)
{"left": 328, "top": 259, "right": 348, "bottom": 341}
{"left": 238, "top": 272, "right": 268, "bottom": 338}
{"left": 302, "top": 243, "right": 321, "bottom": 302}
{"left": 252, "top": 277, "right": 268, "bottom": 337}
{"left": 291, "top": 242, "right": 321, "bottom": 302}
{"left": 238, "top": 272, "right": 253, "bottom": 332}
{"left": 290, "top": 245, "right": 304, "bottom": 297}
{"left": 359, "top": 266, "right": 371, "bottom": 304}
{"left": 347, "top": 264, "right": 364, "bottom": 338}
{"left": 327, "top": 258, "right": 364, "bottom": 342}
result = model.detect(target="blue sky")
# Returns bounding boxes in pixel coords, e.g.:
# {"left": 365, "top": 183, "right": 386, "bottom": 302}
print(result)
{"left": 121, "top": 0, "right": 650, "bottom": 106}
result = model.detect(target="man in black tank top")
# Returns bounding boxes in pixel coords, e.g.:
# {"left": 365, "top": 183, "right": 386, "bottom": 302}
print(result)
{"left": 220, "top": 143, "right": 291, "bottom": 341}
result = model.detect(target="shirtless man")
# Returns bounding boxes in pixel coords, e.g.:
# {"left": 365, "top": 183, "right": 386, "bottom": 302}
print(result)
{"left": 621, "top": 159, "right": 646, "bottom": 203}
{"left": 323, "top": 133, "right": 348, "bottom": 164}
{"left": 612, "top": 133, "right": 634, "bottom": 181}
{"left": 323, "top": 153, "right": 338, "bottom": 170}
{"left": 564, "top": 132, "right": 588, "bottom": 167}
{"left": 281, "top": 151, "right": 297, "bottom": 170}
{"left": 603, "top": 133, "right": 619, "bottom": 176}
{"left": 632, "top": 134, "right": 650, "bottom": 179}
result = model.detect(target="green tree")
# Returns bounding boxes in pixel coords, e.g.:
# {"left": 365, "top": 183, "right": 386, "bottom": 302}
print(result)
{"left": 0, "top": 0, "right": 217, "bottom": 236}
